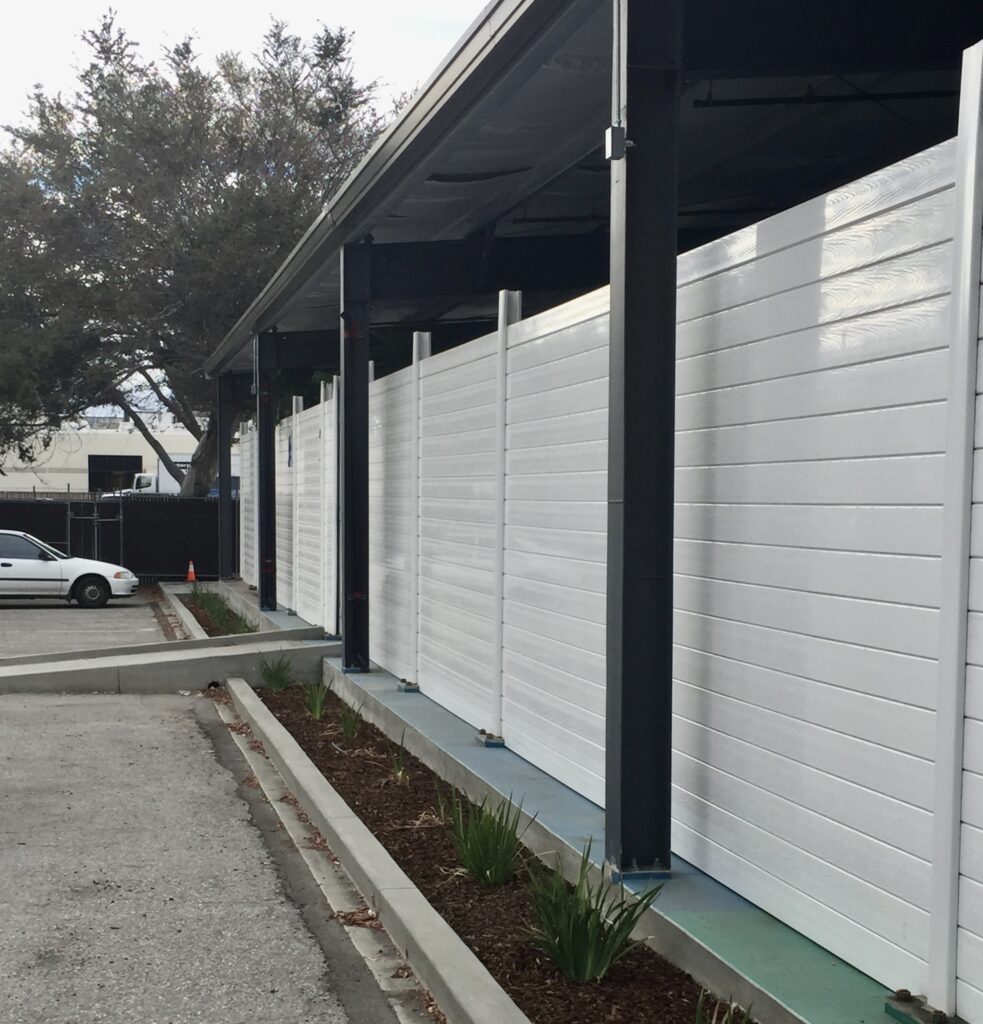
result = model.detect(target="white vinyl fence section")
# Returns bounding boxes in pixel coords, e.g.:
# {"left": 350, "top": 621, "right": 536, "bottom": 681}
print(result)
{"left": 239, "top": 423, "right": 257, "bottom": 587}
{"left": 234, "top": 50, "right": 983, "bottom": 1012}
{"left": 275, "top": 419, "right": 294, "bottom": 609}
{"left": 369, "top": 366, "right": 417, "bottom": 680}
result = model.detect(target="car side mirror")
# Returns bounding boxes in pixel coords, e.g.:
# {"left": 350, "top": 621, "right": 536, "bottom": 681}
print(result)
{"left": 38, "top": 551, "right": 55, "bottom": 561}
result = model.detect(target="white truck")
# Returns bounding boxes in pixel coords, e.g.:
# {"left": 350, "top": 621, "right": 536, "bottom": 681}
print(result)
{"left": 123, "top": 453, "right": 240, "bottom": 495}
{"left": 125, "top": 455, "right": 192, "bottom": 495}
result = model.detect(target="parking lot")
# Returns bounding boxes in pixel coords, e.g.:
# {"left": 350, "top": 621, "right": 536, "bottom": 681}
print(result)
{"left": 0, "top": 587, "right": 169, "bottom": 658}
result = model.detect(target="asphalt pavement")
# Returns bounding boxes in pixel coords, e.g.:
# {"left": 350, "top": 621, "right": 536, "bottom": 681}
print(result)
{"left": 0, "top": 694, "right": 397, "bottom": 1024}
{"left": 0, "top": 588, "right": 168, "bottom": 658}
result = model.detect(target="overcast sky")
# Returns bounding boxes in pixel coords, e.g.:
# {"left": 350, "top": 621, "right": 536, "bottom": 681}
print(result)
{"left": 0, "top": 1, "right": 485, "bottom": 130}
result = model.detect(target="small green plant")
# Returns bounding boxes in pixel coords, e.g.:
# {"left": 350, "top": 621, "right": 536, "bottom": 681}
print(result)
{"left": 338, "top": 701, "right": 364, "bottom": 742}
{"left": 694, "top": 991, "right": 753, "bottom": 1024}
{"left": 259, "top": 654, "right": 295, "bottom": 692}
{"left": 526, "top": 840, "right": 661, "bottom": 982}
{"left": 303, "top": 681, "right": 329, "bottom": 720}
{"left": 439, "top": 788, "right": 529, "bottom": 885}
{"left": 188, "top": 584, "right": 257, "bottom": 635}
{"left": 390, "top": 730, "right": 410, "bottom": 785}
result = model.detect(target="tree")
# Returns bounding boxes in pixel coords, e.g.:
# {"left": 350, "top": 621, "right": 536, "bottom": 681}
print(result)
{"left": 0, "top": 16, "right": 386, "bottom": 491}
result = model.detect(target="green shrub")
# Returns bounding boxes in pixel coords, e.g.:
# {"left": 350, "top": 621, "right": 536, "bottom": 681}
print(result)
{"left": 303, "top": 681, "right": 329, "bottom": 720}
{"left": 526, "top": 841, "right": 661, "bottom": 982}
{"left": 694, "top": 991, "right": 753, "bottom": 1024}
{"left": 338, "top": 701, "right": 363, "bottom": 742}
{"left": 189, "top": 584, "right": 257, "bottom": 635}
{"left": 390, "top": 730, "right": 410, "bottom": 785}
{"left": 440, "top": 789, "right": 529, "bottom": 885}
{"left": 259, "top": 654, "right": 295, "bottom": 692}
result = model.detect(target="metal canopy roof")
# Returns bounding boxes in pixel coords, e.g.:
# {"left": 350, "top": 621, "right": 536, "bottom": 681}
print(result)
{"left": 206, "top": 0, "right": 983, "bottom": 377}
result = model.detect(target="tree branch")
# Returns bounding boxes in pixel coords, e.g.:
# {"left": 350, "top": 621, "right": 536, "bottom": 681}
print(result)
{"left": 111, "top": 389, "right": 186, "bottom": 486}
{"left": 138, "top": 368, "right": 202, "bottom": 439}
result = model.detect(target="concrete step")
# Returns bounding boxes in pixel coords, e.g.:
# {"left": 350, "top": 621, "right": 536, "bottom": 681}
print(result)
{"left": 0, "top": 638, "right": 340, "bottom": 694}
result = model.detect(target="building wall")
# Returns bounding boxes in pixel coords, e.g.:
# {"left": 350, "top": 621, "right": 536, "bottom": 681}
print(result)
{"left": 0, "top": 424, "right": 200, "bottom": 492}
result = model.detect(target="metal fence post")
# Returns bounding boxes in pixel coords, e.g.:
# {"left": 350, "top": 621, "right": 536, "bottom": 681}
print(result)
{"left": 411, "top": 331, "right": 432, "bottom": 687}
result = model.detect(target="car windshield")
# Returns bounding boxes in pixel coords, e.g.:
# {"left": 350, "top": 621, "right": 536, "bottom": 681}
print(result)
{"left": 23, "top": 535, "right": 69, "bottom": 560}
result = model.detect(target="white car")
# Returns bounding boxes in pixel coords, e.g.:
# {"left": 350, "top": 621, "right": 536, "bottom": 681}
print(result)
{"left": 0, "top": 530, "right": 139, "bottom": 608}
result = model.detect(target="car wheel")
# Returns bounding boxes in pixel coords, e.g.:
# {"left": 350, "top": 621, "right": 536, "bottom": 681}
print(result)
{"left": 75, "top": 576, "right": 110, "bottom": 609}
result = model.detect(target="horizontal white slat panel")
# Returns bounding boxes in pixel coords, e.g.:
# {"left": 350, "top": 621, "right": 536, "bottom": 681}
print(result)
{"left": 964, "top": 667, "right": 983, "bottom": 720}
{"left": 420, "top": 518, "right": 496, "bottom": 549}
{"left": 507, "top": 499, "right": 607, "bottom": 532}
{"left": 507, "top": 313, "right": 608, "bottom": 372}
{"left": 675, "top": 539, "right": 939, "bottom": 607}
{"left": 676, "top": 349, "right": 947, "bottom": 430}
{"left": 420, "top": 498, "right": 496, "bottom": 524}
{"left": 677, "top": 189, "right": 952, "bottom": 322}
{"left": 506, "top": 286, "right": 609, "bottom": 348}
{"left": 420, "top": 334, "right": 496, "bottom": 378}
{"left": 959, "top": 930, "right": 983, "bottom": 996}
{"left": 508, "top": 408, "right": 607, "bottom": 449}
{"left": 420, "top": 379, "right": 496, "bottom": 417}
{"left": 419, "top": 576, "right": 496, "bottom": 620}
{"left": 675, "top": 402, "right": 945, "bottom": 467}
{"left": 421, "top": 404, "right": 497, "bottom": 437}
{"left": 420, "top": 478, "right": 497, "bottom": 501}
{"left": 504, "top": 574, "right": 606, "bottom": 625}
{"left": 503, "top": 715, "right": 605, "bottom": 806}
{"left": 420, "top": 352, "right": 496, "bottom": 395}
{"left": 676, "top": 296, "right": 949, "bottom": 396}
{"left": 508, "top": 345, "right": 608, "bottom": 400}
{"left": 421, "top": 452, "right": 497, "bottom": 478}
{"left": 676, "top": 244, "right": 950, "bottom": 359}
{"left": 418, "top": 618, "right": 494, "bottom": 676}
{"left": 673, "top": 646, "right": 933, "bottom": 757}
{"left": 420, "top": 537, "right": 496, "bottom": 573}
{"left": 674, "top": 681, "right": 932, "bottom": 808}
{"left": 964, "top": 614, "right": 983, "bottom": 667}
{"left": 418, "top": 556, "right": 494, "bottom": 595}
{"left": 670, "top": 817, "right": 926, "bottom": 991}
{"left": 965, "top": 721, "right": 983, "bottom": 776}
{"left": 673, "top": 752, "right": 930, "bottom": 908}
{"left": 673, "top": 716, "right": 931, "bottom": 858}
{"left": 503, "top": 599, "right": 605, "bottom": 656}
{"left": 503, "top": 624, "right": 605, "bottom": 686}
{"left": 674, "top": 576, "right": 938, "bottom": 659}
{"left": 963, "top": 825, "right": 983, "bottom": 885}
{"left": 677, "top": 140, "right": 953, "bottom": 285}
{"left": 507, "top": 470, "right": 607, "bottom": 501}
{"left": 508, "top": 440, "right": 607, "bottom": 475}
{"left": 674, "top": 503, "right": 943, "bottom": 556}
{"left": 506, "top": 525, "right": 606, "bottom": 563}
{"left": 674, "top": 611, "right": 934, "bottom": 708}
{"left": 422, "top": 428, "right": 497, "bottom": 458}
{"left": 964, "top": 772, "right": 983, "bottom": 830}
{"left": 504, "top": 549, "right": 606, "bottom": 594}
{"left": 502, "top": 648, "right": 605, "bottom": 718}
{"left": 675, "top": 455, "right": 944, "bottom": 505}
{"left": 508, "top": 377, "right": 608, "bottom": 425}
{"left": 419, "top": 595, "right": 495, "bottom": 645}
{"left": 418, "top": 653, "right": 492, "bottom": 731}
{"left": 958, "top": 979, "right": 983, "bottom": 1024}
{"left": 503, "top": 676, "right": 605, "bottom": 749}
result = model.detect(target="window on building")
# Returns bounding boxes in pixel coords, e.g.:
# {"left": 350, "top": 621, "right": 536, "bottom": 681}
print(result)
{"left": 88, "top": 455, "right": 143, "bottom": 493}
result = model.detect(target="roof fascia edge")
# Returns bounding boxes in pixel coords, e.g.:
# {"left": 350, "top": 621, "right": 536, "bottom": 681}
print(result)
{"left": 205, "top": 0, "right": 571, "bottom": 377}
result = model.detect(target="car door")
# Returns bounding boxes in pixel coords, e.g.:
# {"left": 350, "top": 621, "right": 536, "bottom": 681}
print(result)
{"left": 0, "top": 535, "right": 63, "bottom": 596}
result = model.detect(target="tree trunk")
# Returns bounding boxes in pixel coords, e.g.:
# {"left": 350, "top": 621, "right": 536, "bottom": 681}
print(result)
{"left": 180, "top": 415, "right": 219, "bottom": 496}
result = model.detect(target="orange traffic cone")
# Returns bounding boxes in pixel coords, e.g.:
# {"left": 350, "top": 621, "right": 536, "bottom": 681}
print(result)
{"left": 186, "top": 560, "right": 197, "bottom": 582}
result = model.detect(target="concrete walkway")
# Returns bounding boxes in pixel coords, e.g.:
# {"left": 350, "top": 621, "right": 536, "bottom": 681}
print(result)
{"left": 0, "top": 695, "right": 396, "bottom": 1024}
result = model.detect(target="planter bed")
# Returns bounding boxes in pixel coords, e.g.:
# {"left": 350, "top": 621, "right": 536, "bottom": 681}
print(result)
{"left": 260, "top": 685, "right": 711, "bottom": 1024}
{"left": 180, "top": 592, "right": 256, "bottom": 637}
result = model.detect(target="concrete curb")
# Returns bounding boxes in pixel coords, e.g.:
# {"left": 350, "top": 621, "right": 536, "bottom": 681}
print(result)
{"left": 158, "top": 583, "right": 209, "bottom": 640}
{"left": 0, "top": 626, "right": 326, "bottom": 669}
{"left": 226, "top": 678, "right": 533, "bottom": 1024}
{"left": 0, "top": 639, "right": 339, "bottom": 694}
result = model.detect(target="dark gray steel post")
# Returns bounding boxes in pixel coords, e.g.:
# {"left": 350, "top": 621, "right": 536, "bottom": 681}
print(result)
{"left": 340, "top": 242, "right": 371, "bottom": 670}
{"left": 605, "top": 0, "right": 683, "bottom": 874}
{"left": 216, "top": 374, "right": 236, "bottom": 578}
{"left": 256, "top": 333, "right": 278, "bottom": 611}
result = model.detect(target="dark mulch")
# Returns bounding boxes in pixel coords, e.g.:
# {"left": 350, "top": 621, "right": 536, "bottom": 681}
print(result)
{"left": 178, "top": 594, "right": 227, "bottom": 636}
{"left": 260, "top": 687, "right": 706, "bottom": 1024}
